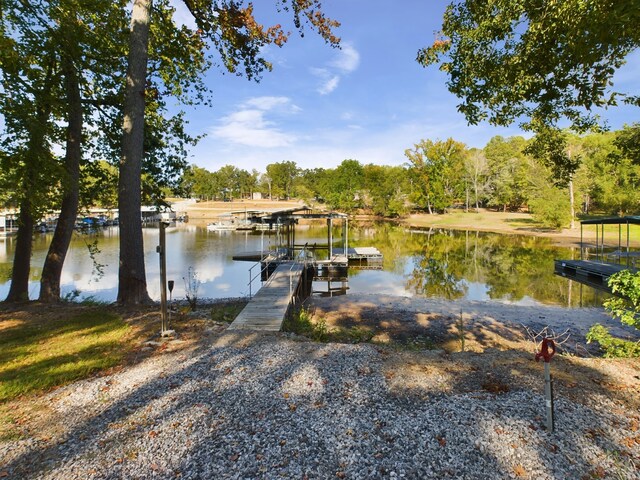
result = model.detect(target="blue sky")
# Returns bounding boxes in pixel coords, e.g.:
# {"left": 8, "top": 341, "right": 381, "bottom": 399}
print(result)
{"left": 171, "top": 1, "right": 640, "bottom": 173}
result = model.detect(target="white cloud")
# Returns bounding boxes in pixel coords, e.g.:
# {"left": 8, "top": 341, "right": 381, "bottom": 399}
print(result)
{"left": 318, "top": 76, "right": 340, "bottom": 95}
{"left": 310, "top": 68, "right": 340, "bottom": 95}
{"left": 210, "top": 96, "right": 298, "bottom": 148}
{"left": 310, "top": 42, "right": 360, "bottom": 95}
{"left": 242, "top": 96, "right": 296, "bottom": 111}
{"left": 330, "top": 43, "right": 360, "bottom": 73}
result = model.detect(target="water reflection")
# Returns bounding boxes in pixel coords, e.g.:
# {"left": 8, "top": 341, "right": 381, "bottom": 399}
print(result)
{"left": 346, "top": 224, "right": 607, "bottom": 307}
{"left": 0, "top": 222, "right": 607, "bottom": 307}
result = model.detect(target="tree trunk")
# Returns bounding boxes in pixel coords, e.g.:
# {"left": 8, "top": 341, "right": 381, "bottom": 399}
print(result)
{"left": 473, "top": 179, "right": 480, "bottom": 213}
{"left": 117, "top": 0, "right": 152, "bottom": 305}
{"left": 5, "top": 200, "right": 34, "bottom": 302}
{"left": 568, "top": 177, "right": 575, "bottom": 229}
{"left": 465, "top": 184, "right": 469, "bottom": 213}
{"left": 39, "top": 55, "right": 82, "bottom": 302}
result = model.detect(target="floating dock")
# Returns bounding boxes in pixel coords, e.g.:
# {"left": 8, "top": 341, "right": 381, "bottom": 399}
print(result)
{"left": 228, "top": 263, "right": 306, "bottom": 331}
{"left": 554, "top": 259, "right": 636, "bottom": 292}
{"left": 555, "top": 216, "right": 640, "bottom": 294}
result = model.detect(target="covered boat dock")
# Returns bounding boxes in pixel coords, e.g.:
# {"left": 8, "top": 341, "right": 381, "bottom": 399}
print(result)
{"left": 555, "top": 216, "right": 640, "bottom": 293}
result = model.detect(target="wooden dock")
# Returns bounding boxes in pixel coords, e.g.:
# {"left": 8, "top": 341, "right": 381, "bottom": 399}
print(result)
{"left": 227, "top": 263, "right": 304, "bottom": 331}
{"left": 554, "top": 259, "right": 637, "bottom": 293}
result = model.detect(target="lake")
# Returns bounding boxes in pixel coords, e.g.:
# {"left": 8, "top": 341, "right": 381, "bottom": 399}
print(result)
{"left": 0, "top": 222, "right": 607, "bottom": 307}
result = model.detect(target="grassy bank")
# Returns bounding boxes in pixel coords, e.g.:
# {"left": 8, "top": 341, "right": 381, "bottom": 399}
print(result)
{"left": 403, "top": 209, "right": 640, "bottom": 246}
{"left": 0, "top": 309, "right": 132, "bottom": 403}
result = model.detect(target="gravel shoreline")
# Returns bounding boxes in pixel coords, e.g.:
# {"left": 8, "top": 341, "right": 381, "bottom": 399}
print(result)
{"left": 2, "top": 330, "right": 639, "bottom": 480}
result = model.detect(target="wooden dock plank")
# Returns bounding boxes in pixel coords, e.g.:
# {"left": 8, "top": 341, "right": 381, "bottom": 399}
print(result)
{"left": 228, "top": 263, "right": 304, "bottom": 331}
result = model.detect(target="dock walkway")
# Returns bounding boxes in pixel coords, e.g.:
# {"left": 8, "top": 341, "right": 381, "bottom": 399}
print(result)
{"left": 554, "top": 259, "right": 637, "bottom": 292}
{"left": 227, "top": 263, "right": 304, "bottom": 331}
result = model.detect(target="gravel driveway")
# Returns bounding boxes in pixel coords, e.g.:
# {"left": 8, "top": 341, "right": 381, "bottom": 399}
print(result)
{"left": 1, "top": 332, "right": 639, "bottom": 479}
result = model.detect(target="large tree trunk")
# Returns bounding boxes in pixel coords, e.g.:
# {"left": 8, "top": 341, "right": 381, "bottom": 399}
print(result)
{"left": 39, "top": 56, "right": 82, "bottom": 302}
{"left": 5, "top": 200, "right": 35, "bottom": 302}
{"left": 117, "top": 0, "right": 152, "bottom": 305}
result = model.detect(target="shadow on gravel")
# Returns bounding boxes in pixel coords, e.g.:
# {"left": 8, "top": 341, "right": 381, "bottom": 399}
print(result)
{"left": 2, "top": 331, "right": 639, "bottom": 479}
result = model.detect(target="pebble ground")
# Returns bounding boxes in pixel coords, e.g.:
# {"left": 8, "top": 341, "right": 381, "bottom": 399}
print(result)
{"left": 1, "top": 332, "right": 639, "bottom": 479}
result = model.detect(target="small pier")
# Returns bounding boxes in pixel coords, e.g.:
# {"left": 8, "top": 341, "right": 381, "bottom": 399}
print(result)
{"left": 554, "top": 259, "right": 636, "bottom": 291}
{"left": 228, "top": 263, "right": 307, "bottom": 331}
{"left": 228, "top": 208, "right": 384, "bottom": 330}
{"left": 555, "top": 216, "right": 640, "bottom": 294}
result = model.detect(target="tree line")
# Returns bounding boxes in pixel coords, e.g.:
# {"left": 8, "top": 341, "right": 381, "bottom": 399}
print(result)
{"left": 1, "top": 0, "right": 339, "bottom": 304}
{"left": 2, "top": 0, "right": 638, "bottom": 307}
{"left": 179, "top": 125, "right": 640, "bottom": 226}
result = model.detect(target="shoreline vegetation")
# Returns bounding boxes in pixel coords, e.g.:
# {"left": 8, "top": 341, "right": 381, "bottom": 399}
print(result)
{"left": 179, "top": 198, "right": 640, "bottom": 248}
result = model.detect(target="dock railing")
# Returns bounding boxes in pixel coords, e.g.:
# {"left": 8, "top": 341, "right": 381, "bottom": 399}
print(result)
{"left": 247, "top": 244, "right": 311, "bottom": 299}
{"left": 289, "top": 243, "right": 310, "bottom": 300}
{"left": 247, "top": 252, "right": 280, "bottom": 298}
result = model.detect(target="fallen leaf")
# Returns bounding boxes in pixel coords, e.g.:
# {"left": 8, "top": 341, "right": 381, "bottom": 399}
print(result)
{"left": 513, "top": 464, "right": 526, "bottom": 477}
{"left": 590, "top": 466, "right": 607, "bottom": 479}
{"left": 0, "top": 471, "right": 9, "bottom": 478}
{"left": 336, "top": 472, "right": 346, "bottom": 479}
{"left": 436, "top": 435, "right": 446, "bottom": 447}
{"left": 288, "top": 404, "right": 297, "bottom": 412}
{"left": 230, "top": 454, "right": 239, "bottom": 462}
{"left": 149, "top": 430, "right": 158, "bottom": 437}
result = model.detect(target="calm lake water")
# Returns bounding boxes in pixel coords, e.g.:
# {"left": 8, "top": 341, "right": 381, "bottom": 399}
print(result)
{"left": 0, "top": 222, "right": 607, "bottom": 307}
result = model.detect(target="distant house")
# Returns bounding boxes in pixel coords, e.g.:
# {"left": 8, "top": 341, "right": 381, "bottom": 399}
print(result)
{"left": 0, "top": 213, "right": 17, "bottom": 237}
{"left": 252, "top": 192, "right": 263, "bottom": 200}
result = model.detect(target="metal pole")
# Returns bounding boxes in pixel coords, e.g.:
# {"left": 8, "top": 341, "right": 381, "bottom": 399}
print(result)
{"left": 580, "top": 223, "right": 583, "bottom": 260}
{"left": 158, "top": 222, "right": 168, "bottom": 334}
{"left": 328, "top": 217, "right": 333, "bottom": 259}
{"left": 345, "top": 216, "right": 349, "bottom": 255}
{"left": 619, "top": 223, "right": 622, "bottom": 264}
{"left": 544, "top": 362, "right": 554, "bottom": 432}
{"left": 627, "top": 221, "right": 630, "bottom": 267}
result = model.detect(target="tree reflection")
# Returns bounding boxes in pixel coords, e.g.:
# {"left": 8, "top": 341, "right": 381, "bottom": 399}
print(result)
{"left": 350, "top": 224, "right": 608, "bottom": 307}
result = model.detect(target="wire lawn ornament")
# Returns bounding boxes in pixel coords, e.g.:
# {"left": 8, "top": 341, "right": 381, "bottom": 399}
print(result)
{"left": 524, "top": 326, "right": 571, "bottom": 433}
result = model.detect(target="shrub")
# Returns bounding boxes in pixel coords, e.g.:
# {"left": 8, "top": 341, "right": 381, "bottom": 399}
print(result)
{"left": 586, "top": 324, "right": 640, "bottom": 358}
{"left": 605, "top": 270, "right": 640, "bottom": 330}
{"left": 528, "top": 186, "right": 571, "bottom": 229}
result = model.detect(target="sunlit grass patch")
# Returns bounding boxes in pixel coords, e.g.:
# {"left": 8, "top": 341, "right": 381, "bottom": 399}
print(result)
{"left": 210, "top": 300, "right": 247, "bottom": 323}
{"left": 0, "top": 310, "right": 131, "bottom": 403}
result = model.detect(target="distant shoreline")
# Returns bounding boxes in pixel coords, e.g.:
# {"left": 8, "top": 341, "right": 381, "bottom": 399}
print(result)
{"left": 177, "top": 199, "right": 638, "bottom": 248}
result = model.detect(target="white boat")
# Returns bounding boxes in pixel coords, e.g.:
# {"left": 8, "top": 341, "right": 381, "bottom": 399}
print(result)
{"left": 207, "top": 222, "right": 237, "bottom": 232}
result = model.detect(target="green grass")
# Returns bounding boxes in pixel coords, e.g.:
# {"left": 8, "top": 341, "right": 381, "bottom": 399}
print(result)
{"left": 210, "top": 301, "right": 247, "bottom": 323}
{"left": 0, "top": 310, "right": 131, "bottom": 403}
